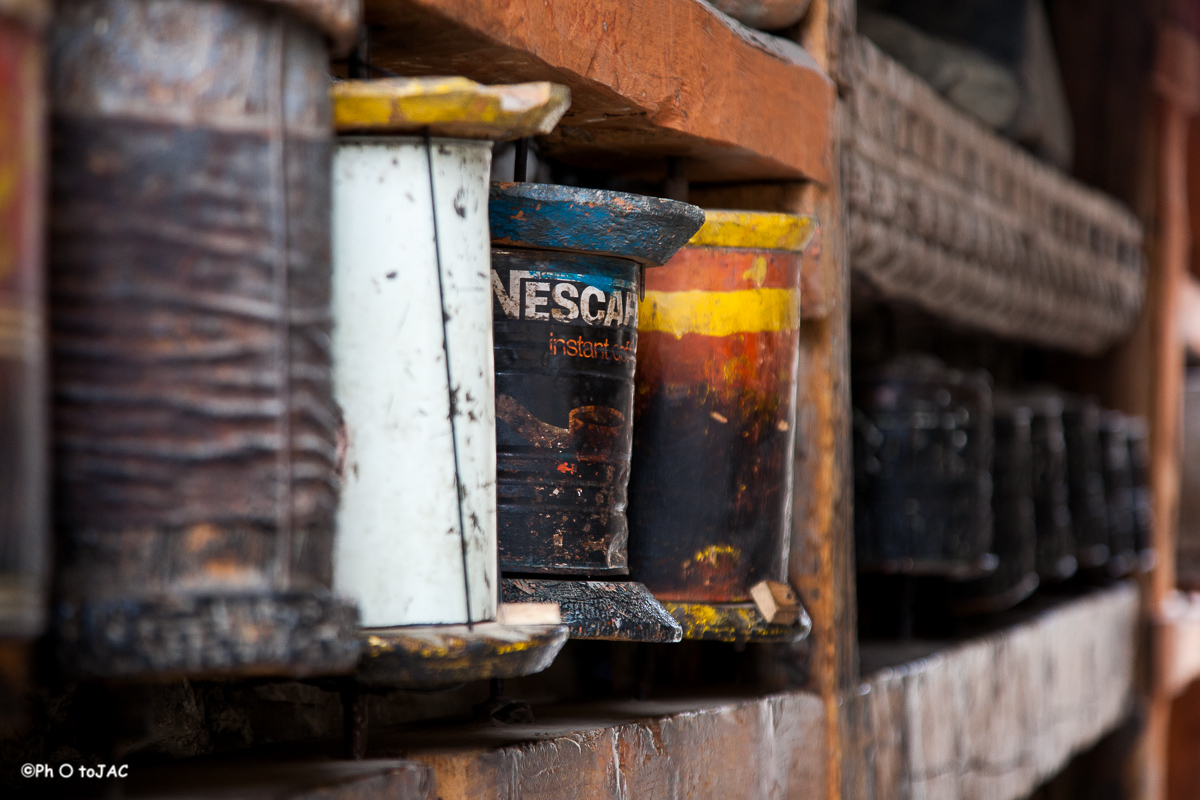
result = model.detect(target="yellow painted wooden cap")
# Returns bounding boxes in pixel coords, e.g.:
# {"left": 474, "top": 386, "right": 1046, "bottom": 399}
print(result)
{"left": 687, "top": 210, "right": 818, "bottom": 251}
{"left": 332, "top": 77, "right": 571, "bottom": 140}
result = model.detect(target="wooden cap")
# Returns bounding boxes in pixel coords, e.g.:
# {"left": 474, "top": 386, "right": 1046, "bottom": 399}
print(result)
{"left": 332, "top": 77, "right": 570, "bottom": 140}
{"left": 688, "top": 210, "right": 818, "bottom": 252}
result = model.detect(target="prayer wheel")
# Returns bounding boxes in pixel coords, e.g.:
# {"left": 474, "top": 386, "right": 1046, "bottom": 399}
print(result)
{"left": 491, "top": 182, "right": 702, "bottom": 642}
{"left": 330, "top": 78, "right": 568, "bottom": 629}
{"left": 49, "top": 0, "right": 361, "bottom": 678}
{"left": 1127, "top": 416, "right": 1155, "bottom": 570}
{"left": 853, "top": 355, "right": 995, "bottom": 578}
{"left": 1019, "top": 392, "right": 1076, "bottom": 582}
{"left": 1099, "top": 411, "right": 1138, "bottom": 577}
{"left": 628, "top": 211, "right": 814, "bottom": 614}
{"left": 1062, "top": 396, "right": 1110, "bottom": 570}
{"left": 951, "top": 397, "right": 1038, "bottom": 615}
{"left": 0, "top": 0, "right": 50, "bottom": 712}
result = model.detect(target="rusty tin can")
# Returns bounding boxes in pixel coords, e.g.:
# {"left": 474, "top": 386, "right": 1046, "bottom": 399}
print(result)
{"left": 951, "top": 399, "right": 1038, "bottom": 615}
{"left": 1100, "top": 411, "right": 1138, "bottom": 577}
{"left": 49, "top": 0, "right": 360, "bottom": 678}
{"left": 853, "top": 355, "right": 995, "bottom": 577}
{"left": 1063, "top": 396, "right": 1111, "bottom": 569}
{"left": 0, "top": 0, "right": 49, "bottom": 643}
{"left": 627, "top": 211, "right": 815, "bottom": 603}
{"left": 489, "top": 183, "right": 704, "bottom": 576}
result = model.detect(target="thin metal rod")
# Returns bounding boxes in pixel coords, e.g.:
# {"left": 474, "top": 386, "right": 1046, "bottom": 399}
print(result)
{"left": 513, "top": 139, "right": 528, "bottom": 182}
{"left": 425, "top": 130, "right": 475, "bottom": 630}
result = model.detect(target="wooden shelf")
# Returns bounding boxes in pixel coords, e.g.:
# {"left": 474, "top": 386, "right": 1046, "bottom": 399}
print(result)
{"left": 350, "top": 586, "right": 1138, "bottom": 800}
{"left": 363, "top": 0, "right": 835, "bottom": 183}
{"left": 852, "top": 584, "right": 1138, "bottom": 800}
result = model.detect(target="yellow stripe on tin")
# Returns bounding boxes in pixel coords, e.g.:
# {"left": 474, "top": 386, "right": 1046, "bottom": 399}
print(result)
{"left": 688, "top": 210, "right": 817, "bottom": 252}
{"left": 640, "top": 288, "right": 800, "bottom": 337}
{"left": 333, "top": 77, "right": 571, "bottom": 140}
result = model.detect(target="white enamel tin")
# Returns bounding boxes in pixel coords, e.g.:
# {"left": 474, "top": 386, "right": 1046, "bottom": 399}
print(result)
{"left": 332, "top": 137, "right": 497, "bottom": 627}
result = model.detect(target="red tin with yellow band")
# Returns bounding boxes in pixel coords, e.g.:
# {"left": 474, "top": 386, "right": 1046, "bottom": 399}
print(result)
{"left": 628, "top": 211, "right": 816, "bottom": 603}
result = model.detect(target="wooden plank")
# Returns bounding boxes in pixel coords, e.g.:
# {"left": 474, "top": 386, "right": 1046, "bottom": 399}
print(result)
{"left": 856, "top": 585, "right": 1139, "bottom": 800}
{"left": 370, "top": 694, "right": 826, "bottom": 799}
{"left": 363, "top": 0, "right": 835, "bottom": 184}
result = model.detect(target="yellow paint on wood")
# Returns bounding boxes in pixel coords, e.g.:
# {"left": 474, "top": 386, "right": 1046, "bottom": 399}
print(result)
{"left": 688, "top": 210, "right": 817, "bottom": 251}
{"left": 333, "top": 77, "right": 571, "bottom": 139}
{"left": 640, "top": 288, "right": 800, "bottom": 337}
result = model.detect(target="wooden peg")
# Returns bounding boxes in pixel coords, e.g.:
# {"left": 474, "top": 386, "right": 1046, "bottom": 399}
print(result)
{"left": 750, "top": 580, "right": 801, "bottom": 626}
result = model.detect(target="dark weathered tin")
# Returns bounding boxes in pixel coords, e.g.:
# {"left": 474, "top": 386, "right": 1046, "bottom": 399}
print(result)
{"left": 1127, "top": 416, "right": 1155, "bottom": 570}
{"left": 951, "top": 400, "right": 1038, "bottom": 616}
{"left": 853, "top": 355, "right": 995, "bottom": 577}
{"left": 1062, "top": 396, "right": 1110, "bottom": 569}
{"left": 628, "top": 212, "right": 811, "bottom": 603}
{"left": 1099, "top": 411, "right": 1138, "bottom": 577}
{"left": 1017, "top": 392, "right": 1076, "bottom": 582}
{"left": 49, "top": 0, "right": 359, "bottom": 678}
{"left": 490, "top": 183, "right": 703, "bottom": 576}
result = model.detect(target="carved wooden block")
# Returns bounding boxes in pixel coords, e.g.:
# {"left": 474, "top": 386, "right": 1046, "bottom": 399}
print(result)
{"left": 845, "top": 37, "right": 1145, "bottom": 355}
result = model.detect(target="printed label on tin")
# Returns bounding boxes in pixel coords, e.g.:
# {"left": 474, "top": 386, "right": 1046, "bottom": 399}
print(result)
{"left": 491, "top": 268, "right": 638, "bottom": 330}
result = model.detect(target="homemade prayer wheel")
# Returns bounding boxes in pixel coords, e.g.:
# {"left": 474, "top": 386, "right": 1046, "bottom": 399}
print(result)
{"left": 1099, "top": 411, "right": 1138, "bottom": 577}
{"left": 1019, "top": 392, "right": 1077, "bottom": 582}
{"left": 330, "top": 77, "right": 570, "bottom": 685}
{"left": 853, "top": 355, "right": 995, "bottom": 578}
{"left": 1063, "top": 396, "right": 1111, "bottom": 570}
{"left": 0, "top": 0, "right": 50, "bottom": 713}
{"left": 492, "top": 182, "right": 703, "bottom": 643}
{"left": 49, "top": 0, "right": 362, "bottom": 678}
{"left": 1127, "top": 416, "right": 1155, "bottom": 571}
{"left": 628, "top": 210, "right": 814, "bottom": 642}
{"left": 950, "top": 397, "right": 1038, "bottom": 616}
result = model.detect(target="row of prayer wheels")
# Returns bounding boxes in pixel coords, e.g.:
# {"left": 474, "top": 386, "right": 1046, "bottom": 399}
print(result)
{"left": 1, "top": 3, "right": 817, "bottom": 695}
{"left": 854, "top": 355, "right": 1152, "bottom": 626}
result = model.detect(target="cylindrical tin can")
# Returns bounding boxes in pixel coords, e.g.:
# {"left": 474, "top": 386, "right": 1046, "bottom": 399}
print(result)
{"left": 331, "top": 136, "right": 496, "bottom": 627}
{"left": 1062, "top": 396, "right": 1110, "bottom": 569}
{"left": 489, "top": 183, "right": 704, "bottom": 575}
{"left": 1019, "top": 392, "right": 1076, "bottom": 582}
{"left": 853, "top": 355, "right": 995, "bottom": 577}
{"left": 0, "top": 0, "right": 49, "bottom": 646}
{"left": 1127, "top": 416, "right": 1154, "bottom": 569}
{"left": 951, "top": 398, "right": 1037, "bottom": 615}
{"left": 49, "top": 0, "right": 359, "bottom": 677}
{"left": 1100, "top": 411, "right": 1138, "bottom": 577}
{"left": 628, "top": 210, "right": 814, "bottom": 602}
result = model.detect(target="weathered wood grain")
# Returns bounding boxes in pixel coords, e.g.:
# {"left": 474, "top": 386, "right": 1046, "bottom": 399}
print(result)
{"left": 373, "top": 694, "right": 826, "bottom": 799}
{"left": 857, "top": 584, "right": 1139, "bottom": 800}
{"left": 363, "top": 0, "right": 835, "bottom": 183}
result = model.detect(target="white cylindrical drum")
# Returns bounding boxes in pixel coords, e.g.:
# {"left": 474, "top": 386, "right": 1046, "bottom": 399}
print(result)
{"left": 332, "top": 137, "right": 497, "bottom": 627}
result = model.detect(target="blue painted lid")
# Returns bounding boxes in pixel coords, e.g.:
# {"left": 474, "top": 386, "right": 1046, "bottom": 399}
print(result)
{"left": 489, "top": 182, "right": 706, "bottom": 267}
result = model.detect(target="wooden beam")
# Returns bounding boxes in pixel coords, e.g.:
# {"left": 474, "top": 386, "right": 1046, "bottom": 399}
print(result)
{"left": 363, "top": 0, "right": 835, "bottom": 184}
